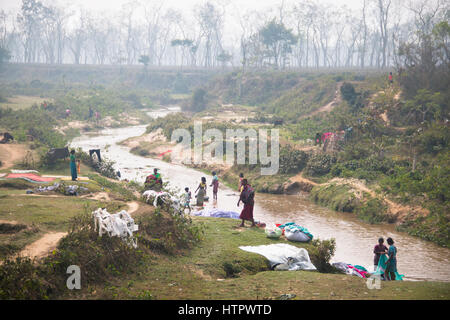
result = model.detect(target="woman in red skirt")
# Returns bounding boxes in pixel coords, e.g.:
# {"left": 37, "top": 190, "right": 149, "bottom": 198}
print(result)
{"left": 237, "top": 179, "right": 256, "bottom": 227}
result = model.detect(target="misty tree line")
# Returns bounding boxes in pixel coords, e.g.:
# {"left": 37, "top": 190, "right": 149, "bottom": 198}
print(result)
{"left": 0, "top": 0, "right": 448, "bottom": 69}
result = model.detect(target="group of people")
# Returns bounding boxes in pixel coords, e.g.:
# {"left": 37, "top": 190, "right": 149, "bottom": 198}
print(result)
{"left": 373, "top": 237, "right": 399, "bottom": 281}
{"left": 181, "top": 171, "right": 256, "bottom": 227}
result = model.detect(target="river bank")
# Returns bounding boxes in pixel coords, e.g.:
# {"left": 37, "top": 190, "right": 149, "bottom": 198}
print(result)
{"left": 69, "top": 107, "right": 450, "bottom": 283}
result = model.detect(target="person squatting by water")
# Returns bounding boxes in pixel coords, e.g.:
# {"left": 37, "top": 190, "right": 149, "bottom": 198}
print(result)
{"left": 210, "top": 171, "right": 219, "bottom": 201}
{"left": 70, "top": 150, "right": 77, "bottom": 181}
{"left": 237, "top": 179, "right": 255, "bottom": 227}
{"left": 145, "top": 168, "right": 163, "bottom": 191}
{"left": 195, "top": 177, "right": 207, "bottom": 207}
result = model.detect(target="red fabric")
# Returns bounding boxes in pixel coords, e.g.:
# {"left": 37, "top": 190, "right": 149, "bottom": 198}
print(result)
{"left": 6, "top": 173, "right": 55, "bottom": 182}
{"left": 157, "top": 150, "right": 172, "bottom": 157}
{"left": 240, "top": 203, "right": 254, "bottom": 221}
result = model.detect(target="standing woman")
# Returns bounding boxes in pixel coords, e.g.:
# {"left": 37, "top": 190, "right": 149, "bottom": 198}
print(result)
{"left": 70, "top": 150, "right": 78, "bottom": 181}
{"left": 195, "top": 177, "right": 207, "bottom": 207}
{"left": 237, "top": 179, "right": 256, "bottom": 227}
{"left": 385, "top": 237, "right": 398, "bottom": 281}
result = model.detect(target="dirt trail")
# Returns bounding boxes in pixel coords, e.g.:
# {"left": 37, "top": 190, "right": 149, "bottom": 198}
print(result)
{"left": 127, "top": 201, "right": 140, "bottom": 214}
{"left": 299, "top": 82, "right": 343, "bottom": 120}
{"left": 0, "top": 143, "right": 28, "bottom": 169}
{"left": 19, "top": 232, "right": 67, "bottom": 260}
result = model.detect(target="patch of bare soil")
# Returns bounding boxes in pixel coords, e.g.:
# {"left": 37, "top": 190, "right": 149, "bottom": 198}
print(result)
{"left": 19, "top": 232, "right": 67, "bottom": 260}
{"left": 127, "top": 201, "right": 140, "bottom": 214}
{"left": 0, "top": 143, "right": 29, "bottom": 169}
{"left": 81, "top": 192, "right": 111, "bottom": 202}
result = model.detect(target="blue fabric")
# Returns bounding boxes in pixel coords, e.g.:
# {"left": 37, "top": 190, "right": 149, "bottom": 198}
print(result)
{"left": 372, "top": 254, "right": 404, "bottom": 280}
{"left": 70, "top": 161, "right": 77, "bottom": 180}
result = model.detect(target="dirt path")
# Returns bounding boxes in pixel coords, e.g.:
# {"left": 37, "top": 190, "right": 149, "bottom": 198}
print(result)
{"left": 299, "top": 82, "right": 343, "bottom": 120}
{"left": 0, "top": 143, "right": 28, "bottom": 170}
{"left": 127, "top": 201, "right": 140, "bottom": 214}
{"left": 19, "top": 232, "right": 67, "bottom": 260}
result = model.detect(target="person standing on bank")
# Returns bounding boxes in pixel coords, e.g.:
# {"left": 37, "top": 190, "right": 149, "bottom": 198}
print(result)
{"left": 373, "top": 237, "right": 388, "bottom": 278}
{"left": 195, "top": 177, "right": 207, "bottom": 207}
{"left": 385, "top": 237, "right": 398, "bottom": 281}
{"left": 210, "top": 171, "right": 219, "bottom": 201}
{"left": 70, "top": 150, "right": 78, "bottom": 181}
{"left": 237, "top": 179, "right": 255, "bottom": 227}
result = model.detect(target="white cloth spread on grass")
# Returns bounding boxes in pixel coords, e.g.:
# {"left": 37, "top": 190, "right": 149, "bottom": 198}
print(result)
{"left": 192, "top": 208, "right": 240, "bottom": 219}
{"left": 239, "top": 243, "right": 317, "bottom": 271}
{"left": 92, "top": 208, "right": 139, "bottom": 248}
{"left": 11, "top": 169, "right": 39, "bottom": 174}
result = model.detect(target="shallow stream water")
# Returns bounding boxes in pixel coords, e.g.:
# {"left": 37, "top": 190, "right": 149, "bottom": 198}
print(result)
{"left": 71, "top": 106, "right": 450, "bottom": 282}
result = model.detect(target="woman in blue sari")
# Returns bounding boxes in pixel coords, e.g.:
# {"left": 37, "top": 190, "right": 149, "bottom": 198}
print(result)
{"left": 385, "top": 237, "right": 397, "bottom": 281}
{"left": 70, "top": 150, "right": 78, "bottom": 181}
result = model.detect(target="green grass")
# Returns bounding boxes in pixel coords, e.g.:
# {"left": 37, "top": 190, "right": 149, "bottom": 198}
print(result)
{"left": 81, "top": 217, "right": 450, "bottom": 300}
{"left": 0, "top": 95, "right": 51, "bottom": 110}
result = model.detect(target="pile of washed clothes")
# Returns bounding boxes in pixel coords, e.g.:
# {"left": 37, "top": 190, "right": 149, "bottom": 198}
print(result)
{"left": 30, "top": 183, "right": 89, "bottom": 196}
{"left": 332, "top": 262, "right": 370, "bottom": 278}
{"left": 265, "top": 222, "right": 313, "bottom": 242}
{"left": 142, "top": 190, "right": 182, "bottom": 214}
{"left": 240, "top": 243, "right": 317, "bottom": 271}
{"left": 192, "top": 208, "right": 240, "bottom": 219}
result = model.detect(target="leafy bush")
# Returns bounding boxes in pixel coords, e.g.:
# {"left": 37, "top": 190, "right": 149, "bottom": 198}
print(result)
{"left": 279, "top": 145, "right": 309, "bottom": 174}
{"left": 305, "top": 153, "right": 336, "bottom": 176}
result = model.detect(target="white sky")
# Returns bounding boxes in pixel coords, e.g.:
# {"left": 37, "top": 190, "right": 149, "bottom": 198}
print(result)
{"left": 0, "top": 0, "right": 364, "bottom": 16}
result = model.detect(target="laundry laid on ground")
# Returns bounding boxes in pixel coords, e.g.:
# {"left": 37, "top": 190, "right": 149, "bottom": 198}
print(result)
{"left": 5, "top": 173, "right": 55, "bottom": 183}
{"left": 278, "top": 223, "right": 313, "bottom": 242}
{"left": 42, "top": 175, "right": 90, "bottom": 181}
{"left": 192, "top": 208, "right": 240, "bottom": 219}
{"left": 34, "top": 183, "right": 61, "bottom": 193}
{"left": 0, "top": 173, "right": 6, "bottom": 178}
{"left": 92, "top": 208, "right": 139, "bottom": 248}
{"left": 240, "top": 243, "right": 317, "bottom": 271}
{"left": 10, "top": 169, "right": 39, "bottom": 174}
{"left": 332, "top": 262, "right": 371, "bottom": 279}
{"left": 265, "top": 225, "right": 282, "bottom": 239}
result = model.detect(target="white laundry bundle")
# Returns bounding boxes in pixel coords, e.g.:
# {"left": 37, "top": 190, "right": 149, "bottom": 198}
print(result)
{"left": 142, "top": 190, "right": 182, "bottom": 215}
{"left": 92, "top": 208, "right": 139, "bottom": 248}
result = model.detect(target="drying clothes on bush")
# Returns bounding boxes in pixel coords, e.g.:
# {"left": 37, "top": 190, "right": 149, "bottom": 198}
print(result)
{"left": 277, "top": 222, "right": 313, "bottom": 241}
{"left": 6, "top": 173, "right": 55, "bottom": 182}
{"left": 142, "top": 190, "right": 182, "bottom": 214}
{"left": 239, "top": 243, "right": 317, "bottom": 271}
{"left": 92, "top": 208, "right": 139, "bottom": 248}
{"left": 192, "top": 208, "right": 240, "bottom": 219}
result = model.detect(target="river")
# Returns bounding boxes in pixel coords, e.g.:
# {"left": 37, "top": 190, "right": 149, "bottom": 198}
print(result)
{"left": 71, "top": 106, "right": 450, "bottom": 282}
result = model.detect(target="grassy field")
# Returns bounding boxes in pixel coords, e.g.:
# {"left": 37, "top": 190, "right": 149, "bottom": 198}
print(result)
{"left": 0, "top": 95, "right": 52, "bottom": 110}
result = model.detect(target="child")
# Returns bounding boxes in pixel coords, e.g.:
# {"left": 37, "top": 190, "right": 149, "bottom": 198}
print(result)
{"left": 239, "top": 173, "right": 244, "bottom": 192}
{"left": 183, "top": 187, "right": 192, "bottom": 214}
{"left": 210, "top": 171, "right": 219, "bottom": 201}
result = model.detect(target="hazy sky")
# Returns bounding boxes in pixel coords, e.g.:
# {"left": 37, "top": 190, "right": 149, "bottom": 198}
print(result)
{"left": 0, "top": 0, "right": 364, "bottom": 15}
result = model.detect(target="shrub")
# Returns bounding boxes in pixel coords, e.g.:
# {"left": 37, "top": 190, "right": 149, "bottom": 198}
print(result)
{"left": 305, "top": 153, "right": 336, "bottom": 176}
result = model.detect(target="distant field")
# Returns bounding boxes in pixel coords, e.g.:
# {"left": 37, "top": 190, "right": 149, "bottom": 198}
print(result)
{"left": 0, "top": 95, "right": 52, "bottom": 110}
